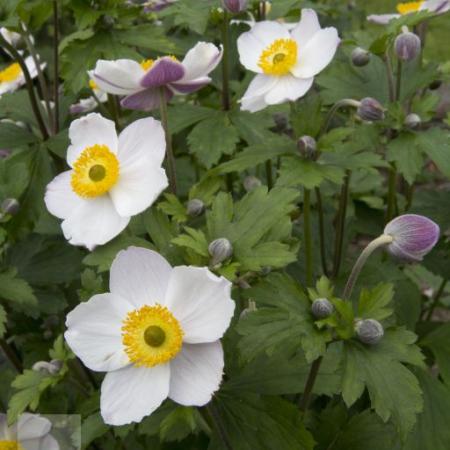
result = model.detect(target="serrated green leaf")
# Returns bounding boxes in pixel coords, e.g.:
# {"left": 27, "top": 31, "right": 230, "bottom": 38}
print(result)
{"left": 421, "top": 323, "right": 450, "bottom": 387}
{"left": 172, "top": 227, "right": 209, "bottom": 258}
{"left": 357, "top": 283, "right": 394, "bottom": 321}
{"left": 158, "top": 193, "right": 188, "bottom": 223}
{"left": 0, "top": 269, "right": 38, "bottom": 314}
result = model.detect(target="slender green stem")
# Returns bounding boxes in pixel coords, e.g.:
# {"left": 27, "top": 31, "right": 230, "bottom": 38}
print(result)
{"left": 259, "top": 1, "right": 267, "bottom": 19}
{"left": 159, "top": 88, "right": 177, "bottom": 194}
{"left": 206, "top": 403, "right": 233, "bottom": 450}
{"left": 107, "top": 94, "right": 120, "bottom": 129}
{"left": 384, "top": 53, "right": 396, "bottom": 103}
{"left": 315, "top": 187, "right": 329, "bottom": 277}
{"left": 303, "top": 188, "right": 313, "bottom": 286}
{"left": 319, "top": 99, "right": 360, "bottom": 137}
{"left": 396, "top": 59, "right": 402, "bottom": 102}
{"left": 405, "top": 183, "right": 415, "bottom": 211}
{"left": 0, "top": 338, "right": 22, "bottom": 372}
{"left": 425, "top": 279, "right": 448, "bottom": 321}
{"left": 298, "top": 356, "right": 323, "bottom": 412}
{"left": 265, "top": 160, "right": 273, "bottom": 189}
{"left": 332, "top": 170, "right": 351, "bottom": 278}
{"left": 386, "top": 164, "right": 397, "bottom": 222}
{"left": 221, "top": 10, "right": 231, "bottom": 111}
{"left": 0, "top": 34, "right": 49, "bottom": 139}
{"left": 53, "top": 0, "right": 60, "bottom": 134}
{"left": 342, "top": 234, "right": 393, "bottom": 300}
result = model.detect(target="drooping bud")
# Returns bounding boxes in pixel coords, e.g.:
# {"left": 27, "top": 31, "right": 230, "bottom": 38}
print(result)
{"left": 395, "top": 29, "right": 421, "bottom": 61}
{"left": 384, "top": 214, "right": 440, "bottom": 262}
{"left": 404, "top": 113, "right": 421, "bottom": 130}
{"left": 355, "top": 319, "right": 384, "bottom": 345}
{"left": 297, "top": 135, "right": 317, "bottom": 159}
{"left": 32, "top": 359, "right": 63, "bottom": 375}
{"left": 222, "top": 0, "right": 247, "bottom": 13}
{"left": 356, "top": 97, "right": 385, "bottom": 122}
{"left": 311, "top": 298, "right": 334, "bottom": 319}
{"left": 351, "top": 47, "right": 370, "bottom": 67}
{"left": 208, "top": 238, "right": 233, "bottom": 265}
{"left": 243, "top": 175, "right": 262, "bottom": 192}
{"left": 240, "top": 300, "right": 257, "bottom": 319}
{"left": 186, "top": 198, "right": 205, "bottom": 217}
{"left": 1, "top": 198, "right": 20, "bottom": 215}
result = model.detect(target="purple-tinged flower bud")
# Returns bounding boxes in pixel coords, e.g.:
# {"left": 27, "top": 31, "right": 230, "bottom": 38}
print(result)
{"left": 186, "top": 198, "right": 205, "bottom": 217}
{"left": 395, "top": 30, "right": 421, "bottom": 61}
{"left": 1, "top": 198, "right": 20, "bottom": 215}
{"left": 222, "top": 0, "right": 247, "bottom": 13}
{"left": 351, "top": 47, "right": 370, "bottom": 67}
{"left": 355, "top": 319, "right": 384, "bottom": 345}
{"left": 357, "top": 97, "right": 385, "bottom": 122}
{"left": 404, "top": 113, "right": 421, "bottom": 130}
{"left": 311, "top": 298, "right": 334, "bottom": 319}
{"left": 209, "top": 238, "right": 233, "bottom": 265}
{"left": 297, "top": 135, "right": 317, "bottom": 159}
{"left": 0, "top": 149, "right": 10, "bottom": 159}
{"left": 384, "top": 214, "right": 440, "bottom": 262}
{"left": 243, "top": 175, "right": 262, "bottom": 192}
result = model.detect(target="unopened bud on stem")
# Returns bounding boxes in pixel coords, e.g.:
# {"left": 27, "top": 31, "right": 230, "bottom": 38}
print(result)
{"left": 357, "top": 97, "right": 385, "bottom": 122}
{"left": 355, "top": 319, "right": 384, "bottom": 345}
{"left": 186, "top": 198, "right": 205, "bottom": 217}
{"left": 297, "top": 135, "right": 317, "bottom": 159}
{"left": 222, "top": 0, "right": 247, "bottom": 13}
{"left": 1, "top": 198, "right": 20, "bottom": 215}
{"left": 395, "top": 28, "right": 421, "bottom": 61}
{"left": 311, "top": 298, "right": 334, "bottom": 319}
{"left": 351, "top": 47, "right": 370, "bottom": 67}
{"left": 243, "top": 176, "right": 262, "bottom": 192}
{"left": 208, "top": 238, "right": 233, "bottom": 265}
{"left": 404, "top": 113, "right": 421, "bottom": 129}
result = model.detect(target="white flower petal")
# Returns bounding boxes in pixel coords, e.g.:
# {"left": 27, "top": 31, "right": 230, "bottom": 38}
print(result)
{"left": 65, "top": 293, "right": 132, "bottom": 372}
{"left": 22, "top": 435, "right": 59, "bottom": 450}
{"left": 264, "top": 74, "right": 314, "bottom": 105}
{"left": 163, "top": 266, "right": 234, "bottom": 344}
{"left": 61, "top": 195, "right": 129, "bottom": 250}
{"left": 91, "top": 59, "right": 144, "bottom": 96}
{"left": 424, "top": 0, "right": 450, "bottom": 12}
{"left": 367, "top": 13, "right": 400, "bottom": 24}
{"left": 237, "top": 20, "right": 290, "bottom": 73}
{"left": 169, "top": 341, "right": 224, "bottom": 406}
{"left": 110, "top": 246, "right": 173, "bottom": 309}
{"left": 17, "top": 414, "right": 51, "bottom": 440}
{"left": 291, "top": 27, "right": 339, "bottom": 78}
{"left": 240, "top": 73, "right": 277, "bottom": 112}
{"left": 67, "top": 113, "right": 118, "bottom": 167}
{"left": 44, "top": 170, "right": 83, "bottom": 219}
{"left": 101, "top": 363, "right": 170, "bottom": 425}
{"left": 290, "top": 9, "right": 321, "bottom": 47}
{"left": 179, "top": 42, "right": 223, "bottom": 82}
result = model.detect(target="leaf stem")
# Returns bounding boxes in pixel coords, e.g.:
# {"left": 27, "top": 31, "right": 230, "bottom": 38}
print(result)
{"left": 159, "top": 87, "right": 177, "bottom": 194}
{"left": 384, "top": 53, "right": 396, "bottom": 103}
{"left": 298, "top": 356, "right": 323, "bottom": 412}
{"left": 206, "top": 403, "right": 233, "bottom": 450}
{"left": 315, "top": 187, "right": 329, "bottom": 276}
{"left": 303, "top": 188, "right": 313, "bottom": 286}
{"left": 53, "top": 0, "right": 60, "bottom": 134}
{"left": 425, "top": 278, "right": 447, "bottom": 321}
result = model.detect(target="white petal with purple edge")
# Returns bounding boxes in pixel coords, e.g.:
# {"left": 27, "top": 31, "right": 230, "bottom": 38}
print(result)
{"left": 140, "top": 57, "right": 185, "bottom": 88}
{"left": 424, "top": 0, "right": 450, "bottom": 12}
{"left": 121, "top": 88, "right": 171, "bottom": 111}
{"left": 169, "top": 342, "right": 224, "bottom": 406}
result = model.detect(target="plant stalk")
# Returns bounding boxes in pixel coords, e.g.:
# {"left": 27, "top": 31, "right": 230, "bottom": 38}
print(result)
{"left": 221, "top": 10, "right": 231, "bottom": 111}
{"left": 319, "top": 99, "right": 360, "bottom": 137}
{"left": 53, "top": 0, "right": 60, "bottom": 133}
{"left": 315, "top": 187, "right": 329, "bottom": 276}
{"left": 425, "top": 278, "right": 448, "bottom": 321}
{"left": 303, "top": 188, "right": 313, "bottom": 286}
{"left": 0, "top": 338, "right": 23, "bottom": 372}
{"left": 396, "top": 59, "right": 402, "bottom": 102}
{"left": 298, "top": 356, "right": 323, "bottom": 412}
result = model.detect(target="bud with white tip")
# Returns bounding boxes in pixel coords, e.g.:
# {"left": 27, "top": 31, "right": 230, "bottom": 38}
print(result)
{"left": 404, "top": 113, "right": 421, "bottom": 130}
{"left": 351, "top": 47, "right": 370, "bottom": 67}
{"left": 186, "top": 198, "right": 205, "bottom": 217}
{"left": 355, "top": 319, "right": 384, "bottom": 345}
{"left": 395, "top": 29, "right": 421, "bottom": 61}
{"left": 297, "top": 135, "right": 317, "bottom": 159}
{"left": 32, "top": 359, "right": 63, "bottom": 375}
{"left": 208, "top": 238, "right": 233, "bottom": 265}
{"left": 222, "top": 0, "right": 247, "bottom": 13}
{"left": 311, "top": 298, "right": 334, "bottom": 319}
{"left": 243, "top": 176, "right": 262, "bottom": 192}
{"left": 357, "top": 97, "right": 385, "bottom": 122}
{"left": 1, "top": 198, "right": 20, "bottom": 215}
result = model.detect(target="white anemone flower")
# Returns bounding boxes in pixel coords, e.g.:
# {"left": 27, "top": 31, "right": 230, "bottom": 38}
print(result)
{"left": 0, "top": 56, "right": 44, "bottom": 96}
{"left": 44, "top": 113, "right": 168, "bottom": 250}
{"left": 237, "top": 9, "right": 340, "bottom": 112}
{"left": 70, "top": 79, "right": 108, "bottom": 115}
{"left": 0, "top": 413, "right": 59, "bottom": 450}
{"left": 368, "top": 0, "right": 450, "bottom": 24}
{"left": 65, "top": 246, "right": 235, "bottom": 425}
{"left": 89, "top": 42, "right": 223, "bottom": 111}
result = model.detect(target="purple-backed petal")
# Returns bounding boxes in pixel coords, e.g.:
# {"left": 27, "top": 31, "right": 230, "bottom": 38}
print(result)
{"left": 367, "top": 13, "right": 401, "bottom": 24}
{"left": 120, "top": 87, "right": 173, "bottom": 111}
{"left": 384, "top": 214, "right": 440, "bottom": 262}
{"left": 426, "top": 0, "right": 450, "bottom": 13}
{"left": 140, "top": 57, "right": 185, "bottom": 88}
{"left": 169, "top": 77, "right": 211, "bottom": 94}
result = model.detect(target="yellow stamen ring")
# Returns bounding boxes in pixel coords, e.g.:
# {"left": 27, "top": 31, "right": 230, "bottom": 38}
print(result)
{"left": 71, "top": 144, "right": 119, "bottom": 198}
{"left": 396, "top": 1, "right": 424, "bottom": 14}
{"left": 140, "top": 59, "right": 154, "bottom": 71}
{"left": 258, "top": 38, "right": 298, "bottom": 76}
{"left": 0, "top": 441, "right": 24, "bottom": 450}
{"left": 122, "top": 305, "right": 183, "bottom": 368}
{"left": 0, "top": 62, "right": 22, "bottom": 83}
{"left": 89, "top": 79, "right": 98, "bottom": 90}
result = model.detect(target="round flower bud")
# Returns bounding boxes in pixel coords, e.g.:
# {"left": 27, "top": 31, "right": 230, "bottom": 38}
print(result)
{"left": 0, "top": 149, "right": 10, "bottom": 159}
{"left": 243, "top": 176, "right": 262, "bottom": 192}
{"left": 357, "top": 97, "right": 385, "bottom": 122}
{"left": 32, "top": 359, "right": 62, "bottom": 375}
{"left": 1, "top": 198, "right": 20, "bottom": 215}
{"left": 395, "top": 31, "right": 421, "bottom": 61}
{"left": 404, "top": 113, "right": 421, "bottom": 130}
{"left": 355, "top": 319, "right": 384, "bottom": 345}
{"left": 297, "top": 135, "right": 317, "bottom": 159}
{"left": 186, "top": 198, "right": 205, "bottom": 217}
{"left": 222, "top": 0, "right": 247, "bottom": 13}
{"left": 273, "top": 112, "right": 289, "bottom": 131}
{"left": 311, "top": 298, "right": 334, "bottom": 319}
{"left": 384, "top": 214, "right": 440, "bottom": 263}
{"left": 208, "top": 238, "right": 233, "bottom": 265}
{"left": 351, "top": 47, "right": 370, "bottom": 67}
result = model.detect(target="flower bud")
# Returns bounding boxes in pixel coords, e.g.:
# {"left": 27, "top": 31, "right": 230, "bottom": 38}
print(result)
{"left": 208, "top": 238, "right": 233, "bottom": 265}
{"left": 404, "top": 113, "right": 421, "bottom": 130}
{"left": 311, "top": 298, "right": 334, "bottom": 319}
{"left": 243, "top": 175, "right": 262, "bottom": 192}
{"left": 222, "top": 0, "right": 247, "bottom": 13}
{"left": 1, "top": 198, "right": 20, "bottom": 215}
{"left": 384, "top": 214, "right": 440, "bottom": 262}
{"left": 355, "top": 319, "right": 384, "bottom": 345}
{"left": 357, "top": 97, "right": 385, "bottom": 122}
{"left": 395, "top": 30, "right": 421, "bottom": 61}
{"left": 297, "top": 135, "right": 317, "bottom": 159}
{"left": 351, "top": 47, "right": 370, "bottom": 67}
{"left": 186, "top": 198, "right": 205, "bottom": 217}
{"left": 32, "top": 359, "right": 62, "bottom": 375}
{"left": 239, "top": 300, "right": 257, "bottom": 319}
{"left": 0, "top": 149, "right": 10, "bottom": 159}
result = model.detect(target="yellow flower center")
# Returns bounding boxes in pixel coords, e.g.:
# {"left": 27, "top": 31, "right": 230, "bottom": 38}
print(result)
{"left": 89, "top": 79, "right": 98, "bottom": 90}
{"left": 140, "top": 59, "right": 154, "bottom": 71}
{"left": 0, "top": 63, "right": 22, "bottom": 83}
{"left": 258, "top": 38, "right": 298, "bottom": 76}
{"left": 0, "top": 441, "right": 24, "bottom": 450}
{"left": 396, "top": 1, "right": 424, "bottom": 14}
{"left": 71, "top": 144, "right": 119, "bottom": 198}
{"left": 122, "top": 304, "right": 183, "bottom": 367}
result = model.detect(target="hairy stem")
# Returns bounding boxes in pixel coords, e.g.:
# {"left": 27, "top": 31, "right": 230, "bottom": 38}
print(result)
{"left": 384, "top": 53, "right": 396, "bottom": 103}
{"left": 303, "top": 188, "right": 313, "bottom": 286}
{"left": 298, "top": 356, "right": 323, "bottom": 412}
{"left": 386, "top": 164, "right": 397, "bottom": 222}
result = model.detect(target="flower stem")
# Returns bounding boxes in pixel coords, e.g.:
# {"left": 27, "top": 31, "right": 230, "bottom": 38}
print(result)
{"left": 386, "top": 164, "right": 397, "bottom": 222}
{"left": 315, "top": 187, "right": 329, "bottom": 277}
{"left": 342, "top": 234, "right": 393, "bottom": 300}
{"left": 396, "top": 59, "right": 402, "bottom": 102}
{"left": 159, "top": 88, "right": 177, "bottom": 194}
{"left": 303, "top": 188, "right": 313, "bottom": 286}
{"left": 319, "top": 99, "right": 359, "bottom": 137}
{"left": 298, "top": 356, "right": 323, "bottom": 412}
{"left": 206, "top": 403, "right": 233, "bottom": 450}
{"left": 425, "top": 278, "right": 447, "bottom": 321}
{"left": 221, "top": 10, "right": 231, "bottom": 111}
{"left": 53, "top": 0, "right": 60, "bottom": 134}
{"left": 0, "top": 338, "right": 22, "bottom": 372}
{"left": 384, "top": 53, "right": 395, "bottom": 103}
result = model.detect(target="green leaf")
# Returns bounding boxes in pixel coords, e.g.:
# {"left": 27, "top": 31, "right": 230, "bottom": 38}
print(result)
{"left": 81, "top": 413, "right": 108, "bottom": 449}
{"left": 168, "top": 104, "right": 215, "bottom": 134}
{"left": 0, "top": 122, "right": 38, "bottom": 148}
{"left": 229, "top": 110, "right": 276, "bottom": 145}
{"left": 160, "top": 407, "right": 206, "bottom": 442}
{"left": 417, "top": 128, "right": 450, "bottom": 179}
{"left": 172, "top": 227, "right": 209, "bottom": 258}
{"left": 0, "top": 269, "right": 38, "bottom": 314}
{"left": 158, "top": 193, "right": 188, "bottom": 223}
{"left": 421, "top": 323, "right": 450, "bottom": 386}
{"left": 357, "top": 283, "right": 394, "bottom": 321}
